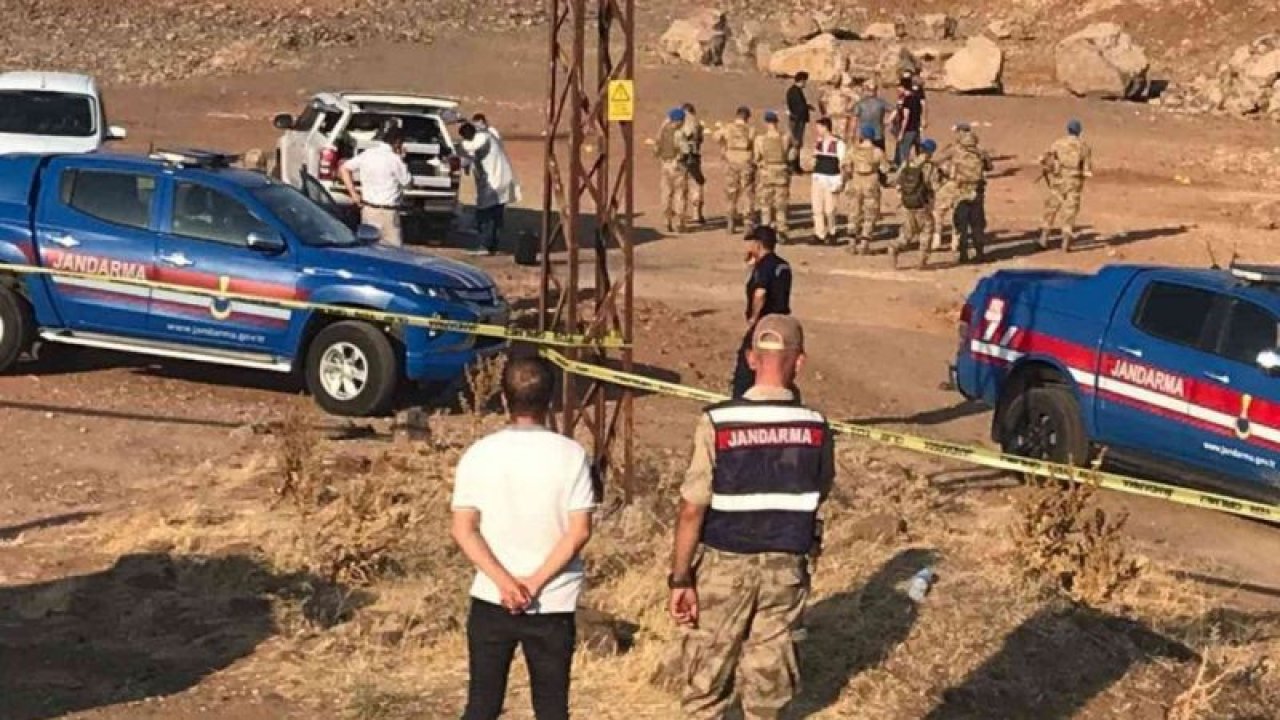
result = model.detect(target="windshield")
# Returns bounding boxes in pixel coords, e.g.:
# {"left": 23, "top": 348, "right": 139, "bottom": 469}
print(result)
{"left": 252, "top": 184, "right": 359, "bottom": 248}
{"left": 0, "top": 91, "right": 96, "bottom": 137}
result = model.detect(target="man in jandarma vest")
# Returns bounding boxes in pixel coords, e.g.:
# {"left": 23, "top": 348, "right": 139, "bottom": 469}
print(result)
{"left": 671, "top": 314, "right": 836, "bottom": 719}
{"left": 1039, "top": 119, "right": 1093, "bottom": 252}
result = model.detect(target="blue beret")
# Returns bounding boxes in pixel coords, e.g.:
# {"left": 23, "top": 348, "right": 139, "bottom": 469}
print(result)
{"left": 1067, "top": 119, "right": 1082, "bottom": 135}
{"left": 668, "top": 108, "right": 686, "bottom": 122}
{"left": 763, "top": 110, "right": 778, "bottom": 122}
{"left": 921, "top": 139, "right": 938, "bottom": 153}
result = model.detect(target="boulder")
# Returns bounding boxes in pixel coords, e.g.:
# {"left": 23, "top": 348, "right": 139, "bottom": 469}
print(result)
{"left": 1054, "top": 22, "right": 1149, "bottom": 100}
{"left": 780, "top": 12, "right": 821, "bottom": 45}
{"left": 986, "top": 19, "right": 1015, "bottom": 40}
{"left": 877, "top": 44, "right": 922, "bottom": 83}
{"left": 945, "top": 35, "right": 1004, "bottom": 93}
{"left": 863, "top": 21, "right": 904, "bottom": 41}
{"left": 767, "top": 33, "right": 848, "bottom": 85}
{"left": 658, "top": 9, "right": 728, "bottom": 66}
{"left": 919, "top": 13, "right": 957, "bottom": 41}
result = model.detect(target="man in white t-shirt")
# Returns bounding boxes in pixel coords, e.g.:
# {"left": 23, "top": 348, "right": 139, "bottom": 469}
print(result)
{"left": 451, "top": 356, "right": 596, "bottom": 720}
{"left": 458, "top": 121, "right": 521, "bottom": 256}
{"left": 338, "top": 127, "right": 411, "bottom": 247}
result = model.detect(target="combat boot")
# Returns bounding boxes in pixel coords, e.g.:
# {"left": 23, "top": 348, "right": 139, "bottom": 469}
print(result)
{"left": 1037, "top": 230, "right": 1050, "bottom": 249}
{"left": 888, "top": 244, "right": 899, "bottom": 269}
{"left": 727, "top": 215, "right": 739, "bottom": 235}
{"left": 919, "top": 249, "right": 930, "bottom": 270}
{"left": 665, "top": 217, "right": 675, "bottom": 234}
{"left": 1062, "top": 233, "right": 1073, "bottom": 253}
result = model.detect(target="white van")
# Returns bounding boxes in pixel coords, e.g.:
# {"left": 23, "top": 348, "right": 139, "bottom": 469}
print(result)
{"left": 0, "top": 72, "right": 127, "bottom": 155}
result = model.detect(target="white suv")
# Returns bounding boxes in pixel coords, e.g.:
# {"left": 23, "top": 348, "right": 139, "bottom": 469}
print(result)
{"left": 272, "top": 92, "right": 461, "bottom": 219}
{"left": 0, "top": 72, "right": 127, "bottom": 154}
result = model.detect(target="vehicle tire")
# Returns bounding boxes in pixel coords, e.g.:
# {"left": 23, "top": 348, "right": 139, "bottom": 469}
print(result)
{"left": 0, "top": 286, "right": 34, "bottom": 373}
{"left": 305, "top": 321, "right": 400, "bottom": 417}
{"left": 997, "top": 385, "right": 1091, "bottom": 466}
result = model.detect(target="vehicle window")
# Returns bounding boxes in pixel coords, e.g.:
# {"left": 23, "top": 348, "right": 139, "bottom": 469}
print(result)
{"left": 171, "top": 182, "right": 273, "bottom": 247}
{"left": 294, "top": 103, "right": 321, "bottom": 132}
{"left": 1220, "top": 300, "right": 1279, "bottom": 365}
{"left": 0, "top": 91, "right": 95, "bottom": 137}
{"left": 59, "top": 169, "right": 155, "bottom": 229}
{"left": 344, "top": 113, "right": 446, "bottom": 149}
{"left": 253, "top": 184, "right": 358, "bottom": 248}
{"left": 319, "top": 111, "right": 342, "bottom": 134}
{"left": 1133, "top": 281, "right": 1218, "bottom": 349}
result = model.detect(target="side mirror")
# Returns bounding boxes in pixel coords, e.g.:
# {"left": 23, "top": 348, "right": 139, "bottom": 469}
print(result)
{"left": 272, "top": 113, "right": 295, "bottom": 130}
{"left": 1257, "top": 349, "right": 1280, "bottom": 376}
{"left": 105, "top": 125, "right": 128, "bottom": 141}
{"left": 246, "top": 231, "right": 286, "bottom": 253}
{"left": 356, "top": 224, "right": 382, "bottom": 244}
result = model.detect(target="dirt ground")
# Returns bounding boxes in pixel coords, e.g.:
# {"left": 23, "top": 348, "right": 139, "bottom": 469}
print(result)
{"left": 4, "top": 24, "right": 1280, "bottom": 720}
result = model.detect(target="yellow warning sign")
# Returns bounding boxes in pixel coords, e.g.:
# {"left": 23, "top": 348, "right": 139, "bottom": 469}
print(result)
{"left": 607, "top": 80, "right": 634, "bottom": 122}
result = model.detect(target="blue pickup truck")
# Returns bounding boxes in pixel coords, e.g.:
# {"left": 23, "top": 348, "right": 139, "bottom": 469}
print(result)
{"left": 954, "top": 264, "right": 1280, "bottom": 502}
{"left": 0, "top": 150, "right": 507, "bottom": 416}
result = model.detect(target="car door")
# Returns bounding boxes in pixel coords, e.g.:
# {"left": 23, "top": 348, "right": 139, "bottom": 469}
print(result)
{"left": 1197, "top": 295, "right": 1280, "bottom": 491}
{"left": 1095, "top": 276, "right": 1223, "bottom": 468}
{"left": 279, "top": 101, "right": 324, "bottom": 187}
{"left": 150, "top": 179, "right": 300, "bottom": 355}
{"left": 34, "top": 162, "right": 160, "bottom": 335}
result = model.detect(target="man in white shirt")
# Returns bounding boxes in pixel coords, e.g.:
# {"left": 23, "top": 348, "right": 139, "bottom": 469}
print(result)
{"left": 338, "top": 127, "right": 411, "bottom": 247}
{"left": 809, "top": 117, "right": 847, "bottom": 245}
{"left": 451, "top": 356, "right": 596, "bottom": 720}
{"left": 458, "top": 121, "right": 522, "bottom": 256}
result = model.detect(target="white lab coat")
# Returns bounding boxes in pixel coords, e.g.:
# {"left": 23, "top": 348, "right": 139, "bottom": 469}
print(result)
{"left": 461, "top": 130, "right": 521, "bottom": 209}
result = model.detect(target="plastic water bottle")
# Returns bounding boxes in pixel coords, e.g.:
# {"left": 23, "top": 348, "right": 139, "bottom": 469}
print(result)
{"left": 907, "top": 568, "right": 935, "bottom": 603}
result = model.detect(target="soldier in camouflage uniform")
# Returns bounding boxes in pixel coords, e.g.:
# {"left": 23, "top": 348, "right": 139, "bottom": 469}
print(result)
{"left": 716, "top": 106, "right": 758, "bottom": 235}
{"left": 753, "top": 111, "right": 795, "bottom": 242}
{"left": 670, "top": 314, "right": 835, "bottom": 720}
{"left": 841, "top": 125, "right": 892, "bottom": 255}
{"left": 894, "top": 138, "right": 940, "bottom": 269}
{"left": 945, "top": 131, "right": 994, "bottom": 263}
{"left": 655, "top": 107, "right": 692, "bottom": 234}
{"left": 929, "top": 123, "right": 980, "bottom": 252}
{"left": 1039, "top": 119, "right": 1093, "bottom": 252}
{"left": 683, "top": 103, "right": 708, "bottom": 226}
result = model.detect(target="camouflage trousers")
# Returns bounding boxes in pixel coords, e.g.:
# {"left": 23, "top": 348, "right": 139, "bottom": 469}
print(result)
{"left": 680, "top": 547, "right": 810, "bottom": 720}
{"left": 845, "top": 180, "right": 881, "bottom": 243}
{"left": 1043, "top": 178, "right": 1084, "bottom": 239}
{"left": 932, "top": 182, "right": 959, "bottom": 250}
{"left": 724, "top": 162, "right": 756, "bottom": 230}
{"left": 756, "top": 178, "right": 791, "bottom": 237}
{"left": 899, "top": 206, "right": 936, "bottom": 258}
{"left": 661, "top": 159, "right": 691, "bottom": 227}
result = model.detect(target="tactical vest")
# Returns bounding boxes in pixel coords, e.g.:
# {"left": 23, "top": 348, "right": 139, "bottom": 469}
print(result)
{"left": 899, "top": 161, "right": 931, "bottom": 209}
{"left": 848, "top": 145, "right": 878, "bottom": 175}
{"left": 702, "top": 399, "right": 829, "bottom": 555}
{"left": 724, "top": 123, "right": 753, "bottom": 163}
{"left": 759, "top": 132, "right": 787, "bottom": 166}
{"left": 1054, "top": 137, "right": 1086, "bottom": 178}
{"left": 952, "top": 147, "right": 985, "bottom": 187}
{"left": 657, "top": 123, "right": 679, "bottom": 161}
{"left": 813, "top": 138, "right": 841, "bottom": 176}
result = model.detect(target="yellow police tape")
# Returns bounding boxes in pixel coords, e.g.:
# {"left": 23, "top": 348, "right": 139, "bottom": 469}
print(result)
{"left": 0, "top": 262, "right": 624, "bottom": 349}
{"left": 538, "top": 349, "right": 1280, "bottom": 524}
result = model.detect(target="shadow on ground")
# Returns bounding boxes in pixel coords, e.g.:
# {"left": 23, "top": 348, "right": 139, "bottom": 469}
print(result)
{"left": 788, "top": 548, "right": 937, "bottom": 718}
{"left": 923, "top": 603, "right": 1194, "bottom": 720}
{"left": 0, "top": 553, "right": 357, "bottom": 720}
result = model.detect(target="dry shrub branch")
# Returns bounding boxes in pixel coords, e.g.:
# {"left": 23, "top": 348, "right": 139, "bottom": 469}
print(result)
{"left": 1009, "top": 467, "right": 1142, "bottom": 606}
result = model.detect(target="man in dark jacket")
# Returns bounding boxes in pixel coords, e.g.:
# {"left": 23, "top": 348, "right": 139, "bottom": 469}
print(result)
{"left": 785, "top": 72, "right": 812, "bottom": 175}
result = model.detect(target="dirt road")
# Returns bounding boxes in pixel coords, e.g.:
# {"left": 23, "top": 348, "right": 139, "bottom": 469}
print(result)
{"left": 3, "top": 26, "right": 1280, "bottom": 719}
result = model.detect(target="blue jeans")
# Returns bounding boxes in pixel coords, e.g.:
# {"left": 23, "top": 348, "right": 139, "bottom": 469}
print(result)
{"left": 894, "top": 131, "right": 919, "bottom": 167}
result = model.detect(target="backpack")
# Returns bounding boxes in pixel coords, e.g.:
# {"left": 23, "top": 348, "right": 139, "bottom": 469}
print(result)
{"left": 656, "top": 123, "right": 679, "bottom": 161}
{"left": 952, "top": 148, "right": 985, "bottom": 185}
{"left": 899, "top": 163, "right": 930, "bottom": 209}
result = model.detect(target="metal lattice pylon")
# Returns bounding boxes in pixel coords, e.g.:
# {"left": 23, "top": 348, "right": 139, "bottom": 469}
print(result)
{"left": 540, "top": 0, "right": 636, "bottom": 494}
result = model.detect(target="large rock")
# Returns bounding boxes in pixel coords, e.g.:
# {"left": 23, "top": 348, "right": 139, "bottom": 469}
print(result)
{"left": 945, "top": 35, "right": 1004, "bottom": 93}
{"left": 1055, "top": 23, "right": 1149, "bottom": 100}
{"left": 734, "top": 19, "right": 764, "bottom": 57}
{"left": 919, "top": 13, "right": 957, "bottom": 41}
{"left": 863, "top": 21, "right": 904, "bottom": 41}
{"left": 877, "top": 44, "right": 922, "bottom": 83}
{"left": 767, "top": 33, "right": 848, "bottom": 85}
{"left": 1214, "top": 34, "right": 1280, "bottom": 115}
{"left": 658, "top": 9, "right": 728, "bottom": 66}
{"left": 780, "top": 12, "right": 821, "bottom": 45}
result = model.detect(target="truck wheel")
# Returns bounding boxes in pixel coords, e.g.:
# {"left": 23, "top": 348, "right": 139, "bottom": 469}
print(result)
{"left": 305, "top": 321, "right": 399, "bottom": 416}
{"left": 0, "top": 286, "right": 34, "bottom": 373}
{"left": 998, "top": 385, "right": 1090, "bottom": 466}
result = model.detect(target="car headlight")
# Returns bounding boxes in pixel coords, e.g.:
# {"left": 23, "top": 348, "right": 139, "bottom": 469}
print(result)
{"left": 401, "top": 282, "right": 454, "bottom": 300}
